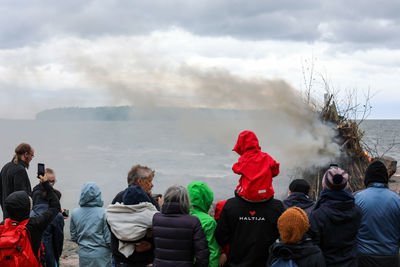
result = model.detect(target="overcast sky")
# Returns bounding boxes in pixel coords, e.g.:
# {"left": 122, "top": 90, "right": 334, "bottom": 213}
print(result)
{"left": 1, "top": 0, "right": 399, "bottom": 119}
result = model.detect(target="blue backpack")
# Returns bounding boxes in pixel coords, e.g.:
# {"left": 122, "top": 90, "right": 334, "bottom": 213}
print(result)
{"left": 270, "top": 257, "right": 298, "bottom": 267}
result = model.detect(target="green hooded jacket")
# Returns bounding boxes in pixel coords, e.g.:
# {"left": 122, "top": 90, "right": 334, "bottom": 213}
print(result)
{"left": 188, "top": 181, "right": 220, "bottom": 267}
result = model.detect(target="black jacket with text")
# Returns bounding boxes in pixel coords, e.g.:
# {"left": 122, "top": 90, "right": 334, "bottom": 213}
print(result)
{"left": 215, "top": 193, "right": 284, "bottom": 267}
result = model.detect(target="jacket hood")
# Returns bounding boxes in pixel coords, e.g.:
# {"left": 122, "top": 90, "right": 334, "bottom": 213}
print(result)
{"left": 30, "top": 203, "right": 48, "bottom": 217}
{"left": 187, "top": 181, "right": 214, "bottom": 213}
{"left": 315, "top": 190, "right": 358, "bottom": 224}
{"left": 123, "top": 185, "right": 152, "bottom": 205}
{"left": 79, "top": 182, "right": 104, "bottom": 207}
{"left": 283, "top": 192, "right": 314, "bottom": 210}
{"left": 271, "top": 239, "right": 322, "bottom": 261}
{"left": 233, "top": 130, "right": 261, "bottom": 155}
{"left": 32, "top": 183, "right": 48, "bottom": 205}
{"left": 5, "top": 191, "right": 32, "bottom": 221}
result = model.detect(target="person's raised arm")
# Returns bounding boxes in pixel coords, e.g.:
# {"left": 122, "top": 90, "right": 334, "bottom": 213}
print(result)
{"left": 27, "top": 175, "right": 61, "bottom": 233}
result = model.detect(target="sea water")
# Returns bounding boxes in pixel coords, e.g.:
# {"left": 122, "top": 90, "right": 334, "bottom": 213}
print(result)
{"left": 0, "top": 119, "right": 399, "bottom": 219}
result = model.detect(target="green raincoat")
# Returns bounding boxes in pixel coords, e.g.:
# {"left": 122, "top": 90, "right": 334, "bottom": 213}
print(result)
{"left": 188, "top": 181, "right": 220, "bottom": 267}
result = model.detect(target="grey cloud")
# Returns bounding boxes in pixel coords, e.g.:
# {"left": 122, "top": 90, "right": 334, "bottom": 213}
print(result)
{"left": 1, "top": 0, "right": 399, "bottom": 49}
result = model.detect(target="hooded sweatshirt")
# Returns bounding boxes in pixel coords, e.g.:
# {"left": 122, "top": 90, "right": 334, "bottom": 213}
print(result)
{"left": 232, "top": 131, "right": 280, "bottom": 201}
{"left": 70, "top": 182, "right": 112, "bottom": 267}
{"left": 188, "top": 181, "right": 220, "bottom": 267}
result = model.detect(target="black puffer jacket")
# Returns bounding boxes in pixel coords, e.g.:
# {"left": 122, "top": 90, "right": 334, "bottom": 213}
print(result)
{"left": 1, "top": 181, "right": 60, "bottom": 259}
{"left": 283, "top": 192, "right": 315, "bottom": 217}
{"left": 215, "top": 193, "right": 284, "bottom": 267}
{"left": 0, "top": 158, "right": 32, "bottom": 218}
{"left": 267, "top": 238, "right": 326, "bottom": 267}
{"left": 152, "top": 202, "right": 209, "bottom": 267}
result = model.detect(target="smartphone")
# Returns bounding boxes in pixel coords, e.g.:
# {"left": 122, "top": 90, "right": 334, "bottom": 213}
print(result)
{"left": 37, "top": 163, "right": 45, "bottom": 178}
{"left": 62, "top": 209, "right": 69, "bottom": 217}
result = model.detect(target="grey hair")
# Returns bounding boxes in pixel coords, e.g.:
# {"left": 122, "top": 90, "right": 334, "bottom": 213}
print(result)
{"left": 127, "top": 164, "right": 155, "bottom": 186}
{"left": 163, "top": 185, "right": 191, "bottom": 214}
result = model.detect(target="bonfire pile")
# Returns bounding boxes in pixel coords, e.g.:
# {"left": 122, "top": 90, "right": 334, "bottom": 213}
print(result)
{"left": 306, "top": 95, "right": 370, "bottom": 200}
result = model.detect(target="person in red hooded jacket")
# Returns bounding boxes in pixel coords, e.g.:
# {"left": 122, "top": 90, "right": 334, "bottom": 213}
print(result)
{"left": 214, "top": 131, "right": 284, "bottom": 266}
{"left": 232, "top": 130, "right": 280, "bottom": 201}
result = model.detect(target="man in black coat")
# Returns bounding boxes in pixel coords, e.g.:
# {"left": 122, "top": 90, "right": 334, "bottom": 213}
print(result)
{"left": 215, "top": 191, "right": 284, "bottom": 267}
{"left": 0, "top": 143, "right": 34, "bottom": 219}
{"left": 110, "top": 164, "right": 160, "bottom": 267}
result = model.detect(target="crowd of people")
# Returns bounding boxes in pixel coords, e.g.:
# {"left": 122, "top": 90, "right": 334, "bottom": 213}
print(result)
{"left": 0, "top": 130, "right": 400, "bottom": 267}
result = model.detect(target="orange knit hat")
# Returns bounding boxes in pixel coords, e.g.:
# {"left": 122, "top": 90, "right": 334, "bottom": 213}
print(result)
{"left": 278, "top": 207, "right": 309, "bottom": 244}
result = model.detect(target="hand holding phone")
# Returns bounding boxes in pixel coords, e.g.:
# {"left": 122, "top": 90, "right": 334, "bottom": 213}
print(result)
{"left": 62, "top": 209, "right": 69, "bottom": 218}
{"left": 37, "top": 163, "right": 45, "bottom": 178}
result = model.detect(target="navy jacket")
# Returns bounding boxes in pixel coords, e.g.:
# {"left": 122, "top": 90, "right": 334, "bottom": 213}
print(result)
{"left": 310, "top": 190, "right": 362, "bottom": 267}
{"left": 31, "top": 203, "right": 64, "bottom": 267}
{"left": 283, "top": 192, "right": 315, "bottom": 217}
{"left": 267, "top": 238, "right": 326, "bottom": 267}
{"left": 152, "top": 202, "right": 209, "bottom": 267}
{"left": 215, "top": 193, "right": 284, "bottom": 267}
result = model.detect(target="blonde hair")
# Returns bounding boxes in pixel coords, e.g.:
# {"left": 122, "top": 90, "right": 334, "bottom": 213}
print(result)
{"left": 45, "top": 168, "right": 54, "bottom": 175}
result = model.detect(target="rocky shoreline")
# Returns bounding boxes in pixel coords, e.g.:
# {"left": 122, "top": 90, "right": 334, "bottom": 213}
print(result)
{"left": 59, "top": 240, "right": 79, "bottom": 266}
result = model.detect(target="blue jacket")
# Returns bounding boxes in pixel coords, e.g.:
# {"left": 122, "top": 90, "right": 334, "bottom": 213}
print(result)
{"left": 310, "top": 190, "right": 362, "bottom": 267}
{"left": 355, "top": 183, "right": 400, "bottom": 255}
{"left": 70, "top": 182, "right": 112, "bottom": 267}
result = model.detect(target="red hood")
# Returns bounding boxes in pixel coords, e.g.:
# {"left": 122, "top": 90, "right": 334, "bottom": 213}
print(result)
{"left": 233, "top": 130, "right": 261, "bottom": 155}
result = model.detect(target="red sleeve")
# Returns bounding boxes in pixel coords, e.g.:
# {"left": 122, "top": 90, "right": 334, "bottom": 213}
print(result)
{"left": 271, "top": 160, "right": 280, "bottom": 178}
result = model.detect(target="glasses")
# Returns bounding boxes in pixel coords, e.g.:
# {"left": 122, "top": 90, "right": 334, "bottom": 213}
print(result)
{"left": 48, "top": 180, "right": 56, "bottom": 184}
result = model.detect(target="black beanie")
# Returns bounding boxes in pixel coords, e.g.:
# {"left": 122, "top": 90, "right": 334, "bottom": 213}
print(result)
{"left": 5, "top": 191, "right": 32, "bottom": 221}
{"left": 289, "top": 179, "right": 311, "bottom": 195}
{"left": 364, "top": 160, "right": 389, "bottom": 187}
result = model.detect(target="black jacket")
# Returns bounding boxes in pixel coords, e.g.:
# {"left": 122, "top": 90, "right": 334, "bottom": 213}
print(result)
{"left": 283, "top": 192, "right": 315, "bottom": 217}
{"left": 215, "top": 193, "right": 284, "bottom": 267}
{"left": 310, "top": 190, "right": 362, "bottom": 267}
{"left": 1, "top": 181, "right": 60, "bottom": 259}
{"left": 110, "top": 189, "right": 160, "bottom": 266}
{"left": 152, "top": 202, "right": 210, "bottom": 267}
{"left": 267, "top": 238, "right": 326, "bottom": 267}
{"left": 0, "top": 158, "right": 32, "bottom": 219}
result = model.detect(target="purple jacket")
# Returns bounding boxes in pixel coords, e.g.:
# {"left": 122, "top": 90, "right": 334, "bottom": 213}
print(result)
{"left": 152, "top": 202, "right": 209, "bottom": 267}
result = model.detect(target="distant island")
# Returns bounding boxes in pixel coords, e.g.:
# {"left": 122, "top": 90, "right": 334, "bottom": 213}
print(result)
{"left": 35, "top": 106, "right": 256, "bottom": 121}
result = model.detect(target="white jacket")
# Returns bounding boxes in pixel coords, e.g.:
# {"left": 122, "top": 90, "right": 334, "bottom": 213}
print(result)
{"left": 106, "top": 202, "right": 158, "bottom": 257}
